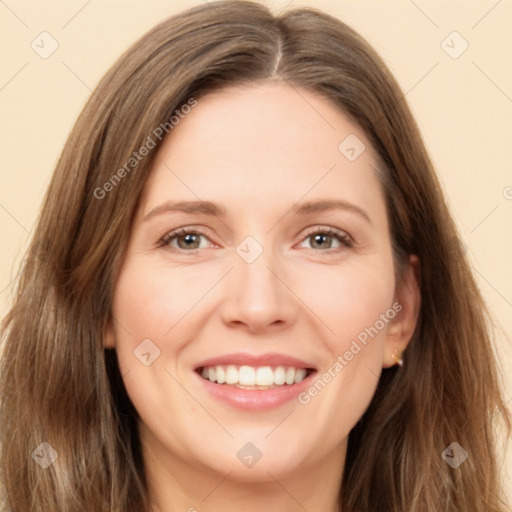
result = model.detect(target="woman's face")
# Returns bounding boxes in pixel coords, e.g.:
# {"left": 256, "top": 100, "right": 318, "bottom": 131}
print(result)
{"left": 106, "top": 82, "right": 418, "bottom": 485}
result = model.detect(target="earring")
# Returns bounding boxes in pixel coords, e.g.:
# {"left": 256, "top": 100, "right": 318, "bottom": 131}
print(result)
{"left": 392, "top": 349, "right": 404, "bottom": 367}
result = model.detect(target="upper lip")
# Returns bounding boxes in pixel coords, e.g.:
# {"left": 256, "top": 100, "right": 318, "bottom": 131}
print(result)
{"left": 195, "top": 352, "right": 317, "bottom": 370}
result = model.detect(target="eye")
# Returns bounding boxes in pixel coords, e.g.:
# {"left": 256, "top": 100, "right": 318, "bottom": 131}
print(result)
{"left": 298, "top": 227, "right": 354, "bottom": 252}
{"left": 158, "top": 228, "right": 211, "bottom": 251}
{"left": 157, "top": 226, "right": 354, "bottom": 253}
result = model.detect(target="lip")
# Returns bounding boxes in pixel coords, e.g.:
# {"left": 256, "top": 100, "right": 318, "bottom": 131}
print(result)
{"left": 194, "top": 352, "right": 316, "bottom": 370}
{"left": 194, "top": 352, "right": 317, "bottom": 411}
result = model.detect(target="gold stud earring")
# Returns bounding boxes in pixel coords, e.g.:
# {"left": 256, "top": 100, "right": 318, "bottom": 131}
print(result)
{"left": 392, "top": 348, "right": 404, "bottom": 367}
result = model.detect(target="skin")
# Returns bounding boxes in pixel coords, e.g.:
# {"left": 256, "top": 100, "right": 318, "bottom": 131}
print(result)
{"left": 104, "top": 82, "right": 420, "bottom": 512}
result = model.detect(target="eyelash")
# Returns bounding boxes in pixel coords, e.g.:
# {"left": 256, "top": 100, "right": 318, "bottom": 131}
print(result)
{"left": 157, "top": 226, "right": 355, "bottom": 254}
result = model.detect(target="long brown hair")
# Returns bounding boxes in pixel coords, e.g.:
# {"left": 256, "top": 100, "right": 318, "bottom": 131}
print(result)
{"left": 1, "top": 1, "right": 510, "bottom": 510}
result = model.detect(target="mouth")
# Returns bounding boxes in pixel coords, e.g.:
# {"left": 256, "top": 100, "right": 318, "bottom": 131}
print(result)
{"left": 196, "top": 364, "right": 316, "bottom": 390}
{"left": 193, "top": 353, "right": 317, "bottom": 410}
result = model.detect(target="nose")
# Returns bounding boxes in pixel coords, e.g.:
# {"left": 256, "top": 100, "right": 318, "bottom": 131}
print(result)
{"left": 220, "top": 248, "right": 297, "bottom": 334}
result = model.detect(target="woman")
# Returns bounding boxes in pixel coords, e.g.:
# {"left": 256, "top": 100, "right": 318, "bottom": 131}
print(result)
{"left": 0, "top": 1, "right": 510, "bottom": 511}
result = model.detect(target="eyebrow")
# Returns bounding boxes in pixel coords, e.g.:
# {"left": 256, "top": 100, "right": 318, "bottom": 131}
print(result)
{"left": 291, "top": 199, "right": 371, "bottom": 224}
{"left": 143, "top": 199, "right": 371, "bottom": 224}
{"left": 143, "top": 200, "right": 226, "bottom": 220}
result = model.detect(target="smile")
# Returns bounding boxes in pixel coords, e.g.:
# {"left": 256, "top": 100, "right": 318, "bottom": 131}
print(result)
{"left": 198, "top": 364, "right": 313, "bottom": 389}
{"left": 194, "top": 353, "right": 317, "bottom": 410}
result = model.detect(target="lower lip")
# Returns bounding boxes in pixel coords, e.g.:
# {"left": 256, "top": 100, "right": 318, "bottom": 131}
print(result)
{"left": 195, "top": 371, "right": 316, "bottom": 411}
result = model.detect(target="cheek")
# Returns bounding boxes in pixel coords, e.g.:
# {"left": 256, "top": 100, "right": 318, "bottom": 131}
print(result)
{"left": 293, "top": 257, "right": 395, "bottom": 430}
{"left": 109, "top": 263, "right": 204, "bottom": 439}
{"left": 111, "top": 262, "right": 214, "bottom": 346}
{"left": 291, "top": 254, "right": 395, "bottom": 352}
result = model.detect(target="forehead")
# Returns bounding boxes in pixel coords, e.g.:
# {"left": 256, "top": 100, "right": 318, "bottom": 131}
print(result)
{"left": 139, "top": 82, "right": 385, "bottom": 219}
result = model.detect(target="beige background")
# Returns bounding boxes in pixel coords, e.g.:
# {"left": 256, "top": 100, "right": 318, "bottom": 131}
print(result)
{"left": 0, "top": 0, "right": 511, "bottom": 500}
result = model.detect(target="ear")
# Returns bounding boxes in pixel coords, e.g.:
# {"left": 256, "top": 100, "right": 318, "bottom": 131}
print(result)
{"left": 103, "top": 315, "right": 116, "bottom": 349}
{"left": 382, "top": 254, "right": 421, "bottom": 368}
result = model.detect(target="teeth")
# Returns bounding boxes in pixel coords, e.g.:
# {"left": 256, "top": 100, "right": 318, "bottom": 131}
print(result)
{"left": 225, "top": 365, "right": 238, "bottom": 385}
{"left": 199, "top": 365, "right": 310, "bottom": 387}
{"left": 274, "top": 366, "right": 286, "bottom": 385}
{"left": 239, "top": 365, "right": 255, "bottom": 385}
{"left": 294, "top": 368, "right": 307, "bottom": 383}
{"left": 256, "top": 366, "right": 274, "bottom": 386}
{"left": 216, "top": 366, "right": 226, "bottom": 384}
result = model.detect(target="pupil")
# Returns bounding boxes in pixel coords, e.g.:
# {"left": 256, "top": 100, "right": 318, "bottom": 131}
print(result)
{"left": 179, "top": 233, "right": 199, "bottom": 249}
{"left": 313, "top": 234, "right": 330, "bottom": 248}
